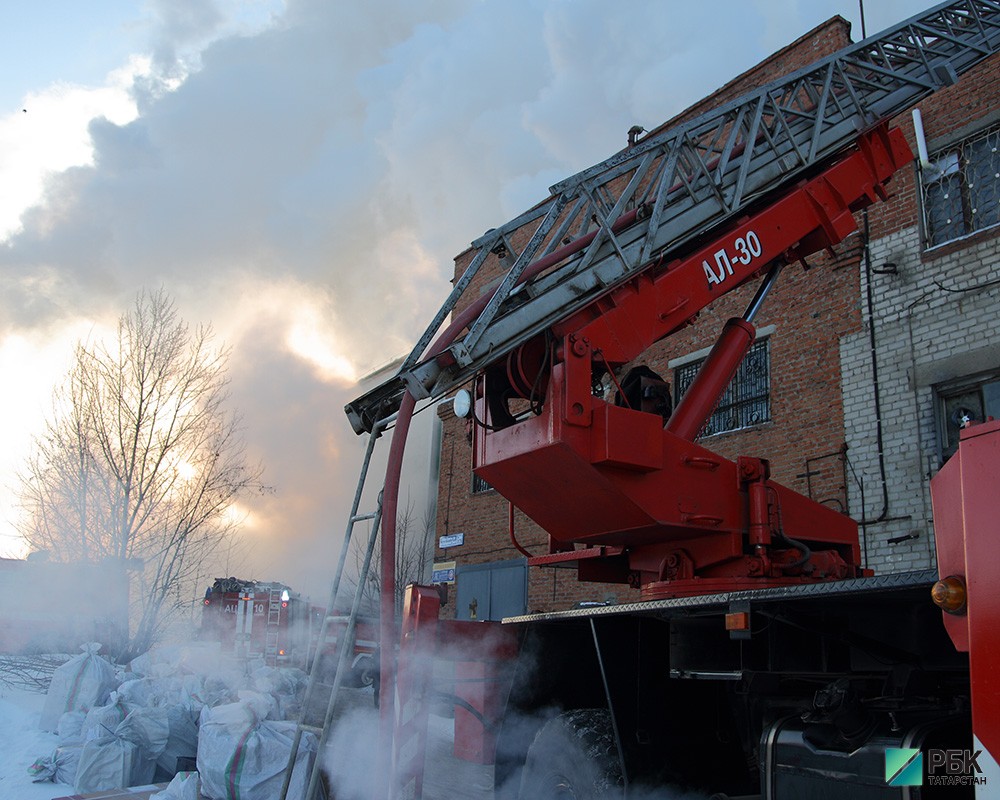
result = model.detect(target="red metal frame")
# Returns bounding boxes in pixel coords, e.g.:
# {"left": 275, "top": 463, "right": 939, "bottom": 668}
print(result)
{"left": 393, "top": 585, "right": 441, "bottom": 799}
{"left": 930, "top": 418, "right": 1000, "bottom": 768}
{"left": 473, "top": 126, "right": 911, "bottom": 597}
{"left": 437, "top": 618, "right": 519, "bottom": 764}
{"left": 391, "top": 585, "right": 520, "bottom": 796}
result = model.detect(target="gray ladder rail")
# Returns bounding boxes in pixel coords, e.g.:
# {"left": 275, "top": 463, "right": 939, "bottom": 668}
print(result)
{"left": 265, "top": 587, "right": 282, "bottom": 666}
{"left": 278, "top": 416, "right": 392, "bottom": 800}
{"left": 303, "top": 504, "right": 382, "bottom": 800}
{"left": 345, "top": 0, "right": 1000, "bottom": 435}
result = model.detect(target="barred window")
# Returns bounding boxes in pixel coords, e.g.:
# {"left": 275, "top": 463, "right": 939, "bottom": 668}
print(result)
{"left": 674, "top": 338, "right": 770, "bottom": 437}
{"left": 471, "top": 473, "right": 494, "bottom": 494}
{"left": 921, "top": 123, "right": 1000, "bottom": 248}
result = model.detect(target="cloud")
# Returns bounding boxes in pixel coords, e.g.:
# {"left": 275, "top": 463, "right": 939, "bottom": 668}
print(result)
{"left": 0, "top": 0, "right": 935, "bottom": 592}
{"left": 0, "top": 62, "right": 143, "bottom": 240}
{"left": 0, "top": 0, "right": 935, "bottom": 358}
{"left": 221, "top": 313, "right": 359, "bottom": 591}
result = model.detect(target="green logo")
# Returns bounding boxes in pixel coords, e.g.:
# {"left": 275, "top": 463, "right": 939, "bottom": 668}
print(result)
{"left": 886, "top": 748, "right": 923, "bottom": 786}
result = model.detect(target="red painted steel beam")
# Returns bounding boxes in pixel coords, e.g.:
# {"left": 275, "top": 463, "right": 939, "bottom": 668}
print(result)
{"left": 555, "top": 124, "right": 913, "bottom": 367}
{"left": 473, "top": 127, "right": 913, "bottom": 595}
{"left": 930, "top": 418, "right": 1000, "bottom": 772}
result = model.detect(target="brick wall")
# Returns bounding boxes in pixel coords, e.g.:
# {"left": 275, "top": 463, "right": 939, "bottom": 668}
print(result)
{"left": 840, "top": 49, "right": 1000, "bottom": 574}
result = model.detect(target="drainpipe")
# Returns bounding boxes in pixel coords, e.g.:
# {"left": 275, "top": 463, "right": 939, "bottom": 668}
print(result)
{"left": 856, "top": 209, "right": 891, "bottom": 527}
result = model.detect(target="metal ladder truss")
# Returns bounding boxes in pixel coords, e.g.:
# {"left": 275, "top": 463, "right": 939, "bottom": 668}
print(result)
{"left": 265, "top": 586, "right": 282, "bottom": 666}
{"left": 279, "top": 416, "right": 392, "bottom": 800}
{"left": 346, "top": 0, "right": 1000, "bottom": 435}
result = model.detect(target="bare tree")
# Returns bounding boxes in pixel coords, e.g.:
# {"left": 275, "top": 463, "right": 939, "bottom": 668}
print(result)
{"left": 343, "top": 500, "right": 433, "bottom": 616}
{"left": 18, "top": 289, "right": 266, "bottom": 661}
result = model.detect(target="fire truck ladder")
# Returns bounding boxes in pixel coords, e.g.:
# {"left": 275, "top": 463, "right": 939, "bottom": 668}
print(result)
{"left": 264, "top": 586, "right": 282, "bottom": 667}
{"left": 278, "top": 416, "right": 392, "bottom": 800}
{"left": 346, "top": 0, "right": 1000, "bottom": 433}
{"left": 337, "top": 3, "right": 1000, "bottom": 797}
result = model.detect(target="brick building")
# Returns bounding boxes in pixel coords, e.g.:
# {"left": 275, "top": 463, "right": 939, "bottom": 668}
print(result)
{"left": 842, "top": 46, "right": 1000, "bottom": 572}
{"left": 430, "top": 15, "right": 1000, "bottom": 619}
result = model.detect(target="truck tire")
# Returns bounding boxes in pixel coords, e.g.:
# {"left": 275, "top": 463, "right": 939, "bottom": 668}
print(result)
{"left": 354, "top": 654, "right": 375, "bottom": 687}
{"left": 518, "top": 709, "right": 624, "bottom": 799}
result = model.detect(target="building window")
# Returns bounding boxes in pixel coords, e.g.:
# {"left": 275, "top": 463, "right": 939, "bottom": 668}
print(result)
{"left": 936, "top": 371, "right": 1000, "bottom": 460}
{"left": 921, "top": 123, "right": 1000, "bottom": 248}
{"left": 674, "top": 338, "right": 770, "bottom": 437}
{"left": 471, "top": 473, "right": 494, "bottom": 494}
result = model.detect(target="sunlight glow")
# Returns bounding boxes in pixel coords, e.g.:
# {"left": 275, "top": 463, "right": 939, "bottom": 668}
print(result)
{"left": 223, "top": 501, "right": 257, "bottom": 529}
{"left": 286, "top": 319, "right": 358, "bottom": 385}
{"left": 215, "top": 276, "right": 361, "bottom": 386}
{"left": 174, "top": 459, "right": 198, "bottom": 482}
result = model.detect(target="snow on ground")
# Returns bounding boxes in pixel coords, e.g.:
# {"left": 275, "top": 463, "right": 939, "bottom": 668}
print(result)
{"left": 0, "top": 682, "right": 72, "bottom": 800}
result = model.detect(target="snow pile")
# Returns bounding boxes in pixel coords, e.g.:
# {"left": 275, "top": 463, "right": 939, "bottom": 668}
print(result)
{"left": 0, "top": 676, "right": 80, "bottom": 800}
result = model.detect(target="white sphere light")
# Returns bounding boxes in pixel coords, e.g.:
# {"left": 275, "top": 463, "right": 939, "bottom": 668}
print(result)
{"left": 453, "top": 389, "right": 472, "bottom": 419}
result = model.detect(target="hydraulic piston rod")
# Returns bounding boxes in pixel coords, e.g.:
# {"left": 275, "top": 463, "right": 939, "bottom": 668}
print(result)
{"left": 665, "top": 265, "right": 781, "bottom": 441}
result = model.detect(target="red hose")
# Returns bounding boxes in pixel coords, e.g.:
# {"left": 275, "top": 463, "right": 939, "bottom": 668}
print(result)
{"left": 375, "top": 203, "right": 643, "bottom": 797}
{"left": 508, "top": 501, "right": 534, "bottom": 558}
{"left": 375, "top": 390, "right": 414, "bottom": 799}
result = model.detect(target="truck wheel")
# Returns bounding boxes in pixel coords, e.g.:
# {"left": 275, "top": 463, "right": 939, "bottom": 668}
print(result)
{"left": 519, "top": 709, "right": 624, "bottom": 799}
{"left": 355, "top": 655, "right": 375, "bottom": 687}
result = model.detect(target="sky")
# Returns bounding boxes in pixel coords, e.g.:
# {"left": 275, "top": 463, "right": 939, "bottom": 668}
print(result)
{"left": 0, "top": 0, "right": 936, "bottom": 599}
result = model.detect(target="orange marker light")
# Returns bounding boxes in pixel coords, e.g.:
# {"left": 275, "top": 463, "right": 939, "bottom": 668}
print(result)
{"left": 931, "top": 575, "right": 967, "bottom": 614}
{"left": 725, "top": 611, "right": 751, "bottom": 631}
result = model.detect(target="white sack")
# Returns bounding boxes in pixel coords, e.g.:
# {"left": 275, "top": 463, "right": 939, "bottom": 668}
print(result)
{"left": 54, "top": 744, "right": 84, "bottom": 785}
{"left": 40, "top": 643, "right": 118, "bottom": 731}
{"left": 57, "top": 710, "right": 87, "bottom": 744}
{"left": 73, "top": 707, "right": 170, "bottom": 793}
{"left": 150, "top": 771, "right": 200, "bottom": 800}
{"left": 197, "top": 698, "right": 316, "bottom": 800}
{"left": 75, "top": 735, "right": 150, "bottom": 793}
{"left": 84, "top": 698, "right": 132, "bottom": 742}
{"left": 157, "top": 704, "right": 199, "bottom": 776}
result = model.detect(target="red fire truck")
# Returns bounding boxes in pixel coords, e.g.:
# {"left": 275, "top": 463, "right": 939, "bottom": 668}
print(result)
{"left": 333, "top": 2, "right": 1000, "bottom": 798}
{"left": 200, "top": 577, "right": 377, "bottom": 683}
{"left": 200, "top": 577, "right": 310, "bottom": 667}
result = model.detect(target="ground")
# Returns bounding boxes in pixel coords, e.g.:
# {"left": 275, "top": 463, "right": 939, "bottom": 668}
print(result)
{"left": 0, "top": 680, "right": 75, "bottom": 799}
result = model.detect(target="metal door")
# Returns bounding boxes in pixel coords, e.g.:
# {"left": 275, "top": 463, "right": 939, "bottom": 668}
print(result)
{"left": 455, "top": 559, "right": 527, "bottom": 621}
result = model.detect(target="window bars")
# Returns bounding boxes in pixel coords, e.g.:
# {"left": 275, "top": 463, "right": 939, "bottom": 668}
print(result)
{"left": 675, "top": 338, "right": 771, "bottom": 437}
{"left": 922, "top": 122, "right": 1000, "bottom": 247}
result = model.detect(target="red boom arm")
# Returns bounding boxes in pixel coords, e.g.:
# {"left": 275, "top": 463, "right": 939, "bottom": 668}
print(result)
{"left": 473, "top": 125, "right": 912, "bottom": 598}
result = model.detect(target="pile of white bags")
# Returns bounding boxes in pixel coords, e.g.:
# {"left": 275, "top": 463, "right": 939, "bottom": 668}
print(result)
{"left": 31, "top": 642, "right": 318, "bottom": 796}
{"left": 74, "top": 706, "right": 170, "bottom": 793}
